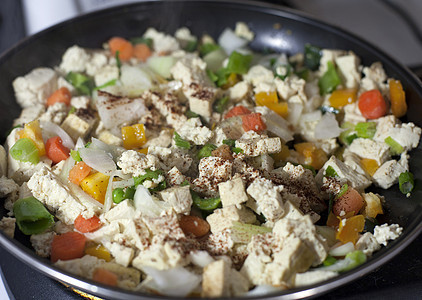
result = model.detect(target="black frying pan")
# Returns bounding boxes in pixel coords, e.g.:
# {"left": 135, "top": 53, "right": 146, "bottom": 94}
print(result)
{"left": 0, "top": 1, "right": 421, "bottom": 299}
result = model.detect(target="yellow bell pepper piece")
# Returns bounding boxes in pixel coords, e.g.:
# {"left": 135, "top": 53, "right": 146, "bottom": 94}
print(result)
{"left": 329, "top": 88, "right": 357, "bottom": 109}
{"left": 360, "top": 158, "right": 379, "bottom": 176}
{"left": 255, "top": 91, "right": 289, "bottom": 118}
{"left": 137, "top": 148, "right": 148, "bottom": 155}
{"left": 80, "top": 172, "right": 110, "bottom": 204}
{"left": 362, "top": 192, "right": 383, "bottom": 218}
{"left": 389, "top": 79, "right": 407, "bottom": 118}
{"left": 336, "top": 214, "right": 365, "bottom": 244}
{"left": 121, "top": 124, "right": 146, "bottom": 150}
{"left": 222, "top": 73, "right": 240, "bottom": 89}
{"left": 271, "top": 144, "right": 290, "bottom": 163}
{"left": 294, "top": 142, "right": 328, "bottom": 170}
{"left": 17, "top": 120, "right": 46, "bottom": 156}
{"left": 85, "top": 244, "right": 111, "bottom": 262}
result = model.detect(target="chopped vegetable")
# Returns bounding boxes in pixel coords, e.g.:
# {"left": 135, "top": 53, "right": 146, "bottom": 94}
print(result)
{"left": 336, "top": 183, "right": 349, "bottom": 199}
{"left": 10, "top": 138, "right": 39, "bottom": 165}
{"left": 329, "top": 88, "right": 357, "bottom": 108}
{"left": 321, "top": 250, "right": 366, "bottom": 272}
{"left": 226, "top": 51, "right": 252, "bottom": 74}
{"left": 199, "top": 43, "right": 220, "bottom": 56}
{"left": 85, "top": 244, "right": 111, "bottom": 262}
{"left": 19, "top": 121, "right": 46, "bottom": 154}
{"left": 93, "top": 79, "right": 117, "bottom": 91}
{"left": 294, "top": 142, "right": 328, "bottom": 170}
{"left": 179, "top": 215, "right": 210, "bottom": 237}
{"left": 224, "top": 105, "right": 251, "bottom": 119}
{"left": 70, "top": 149, "right": 82, "bottom": 162}
{"left": 74, "top": 214, "right": 102, "bottom": 233}
{"left": 339, "top": 122, "right": 358, "bottom": 146}
{"left": 399, "top": 171, "right": 414, "bottom": 194}
{"left": 133, "top": 43, "right": 152, "bottom": 62}
{"left": 318, "top": 61, "right": 341, "bottom": 95}
{"left": 108, "top": 37, "right": 134, "bottom": 61}
{"left": 13, "top": 196, "right": 54, "bottom": 235}
{"left": 332, "top": 187, "right": 364, "bottom": 216}
{"left": 50, "top": 231, "right": 86, "bottom": 262}
{"left": 121, "top": 124, "right": 147, "bottom": 150}
{"left": 213, "top": 96, "right": 229, "bottom": 113}
{"left": 93, "top": 268, "right": 118, "bottom": 286}
{"left": 146, "top": 56, "right": 176, "bottom": 78}
{"left": 113, "top": 186, "right": 136, "bottom": 204}
{"left": 68, "top": 161, "right": 92, "bottom": 185}
{"left": 173, "top": 132, "right": 191, "bottom": 149}
{"left": 133, "top": 168, "right": 166, "bottom": 192}
{"left": 80, "top": 172, "right": 110, "bottom": 204}
{"left": 191, "top": 190, "right": 221, "bottom": 211}
{"left": 304, "top": 44, "right": 322, "bottom": 71}
{"left": 336, "top": 214, "right": 365, "bottom": 244}
{"left": 360, "top": 158, "right": 379, "bottom": 176}
{"left": 230, "top": 221, "right": 272, "bottom": 243}
{"left": 355, "top": 122, "right": 376, "bottom": 139}
{"left": 389, "top": 79, "right": 407, "bottom": 118}
{"left": 325, "top": 166, "right": 338, "bottom": 178}
{"left": 65, "top": 72, "right": 95, "bottom": 95}
{"left": 361, "top": 192, "right": 383, "bottom": 218}
{"left": 46, "top": 87, "right": 71, "bottom": 107}
{"left": 358, "top": 89, "right": 387, "bottom": 119}
{"left": 241, "top": 112, "right": 267, "bottom": 133}
{"left": 221, "top": 73, "right": 240, "bottom": 89}
{"left": 384, "top": 136, "right": 404, "bottom": 155}
{"left": 130, "top": 37, "right": 153, "bottom": 48}
{"left": 323, "top": 255, "right": 337, "bottom": 266}
{"left": 45, "top": 136, "right": 70, "bottom": 164}
{"left": 255, "top": 91, "right": 289, "bottom": 118}
{"left": 197, "top": 144, "right": 217, "bottom": 160}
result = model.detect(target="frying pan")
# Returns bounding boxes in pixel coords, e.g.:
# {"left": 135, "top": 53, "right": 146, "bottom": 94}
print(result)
{"left": 0, "top": 1, "right": 421, "bottom": 299}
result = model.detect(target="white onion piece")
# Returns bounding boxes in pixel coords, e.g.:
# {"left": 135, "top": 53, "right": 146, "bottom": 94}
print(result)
{"left": 113, "top": 170, "right": 132, "bottom": 180}
{"left": 256, "top": 106, "right": 294, "bottom": 142}
{"left": 189, "top": 251, "right": 215, "bottom": 268}
{"left": 103, "top": 174, "right": 115, "bottom": 212}
{"left": 59, "top": 156, "right": 75, "bottom": 182}
{"left": 287, "top": 102, "right": 303, "bottom": 126}
{"left": 141, "top": 266, "right": 201, "bottom": 297}
{"left": 329, "top": 241, "right": 355, "bottom": 257}
{"left": 75, "top": 137, "right": 85, "bottom": 150}
{"left": 90, "top": 137, "right": 122, "bottom": 161}
{"left": 40, "top": 121, "right": 75, "bottom": 149}
{"left": 300, "top": 110, "right": 322, "bottom": 123}
{"left": 246, "top": 285, "right": 285, "bottom": 297}
{"left": 134, "top": 185, "right": 169, "bottom": 217}
{"left": 113, "top": 178, "right": 135, "bottom": 189}
{"left": 314, "top": 112, "right": 343, "bottom": 140}
{"left": 67, "top": 181, "right": 104, "bottom": 211}
{"left": 78, "top": 148, "right": 116, "bottom": 175}
{"left": 218, "top": 28, "right": 248, "bottom": 54}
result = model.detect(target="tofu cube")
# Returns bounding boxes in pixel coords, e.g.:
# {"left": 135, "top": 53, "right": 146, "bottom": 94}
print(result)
{"left": 218, "top": 176, "right": 248, "bottom": 207}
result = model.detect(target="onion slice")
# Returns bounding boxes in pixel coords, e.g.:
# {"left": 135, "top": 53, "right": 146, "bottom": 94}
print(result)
{"left": 112, "top": 178, "right": 135, "bottom": 189}
{"left": 134, "top": 185, "right": 169, "bottom": 217}
{"left": 78, "top": 147, "right": 116, "bottom": 175}
{"left": 329, "top": 241, "right": 355, "bottom": 257}
{"left": 314, "top": 112, "right": 343, "bottom": 140}
{"left": 40, "top": 121, "right": 75, "bottom": 149}
{"left": 218, "top": 28, "right": 248, "bottom": 55}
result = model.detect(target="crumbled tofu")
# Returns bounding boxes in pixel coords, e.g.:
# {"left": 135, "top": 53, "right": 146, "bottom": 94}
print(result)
{"left": 144, "top": 129, "right": 173, "bottom": 148}
{"left": 206, "top": 205, "right": 256, "bottom": 233}
{"left": 99, "top": 262, "right": 141, "bottom": 290}
{"left": 243, "top": 65, "right": 274, "bottom": 87}
{"left": 144, "top": 28, "right": 180, "bottom": 53}
{"left": 218, "top": 176, "right": 248, "bottom": 207}
{"left": 13, "top": 104, "right": 45, "bottom": 127}
{"left": 39, "top": 102, "right": 68, "bottom": 124}
{"left": 316, "top": 156, "right": 372, "bottom": 192}
{"left": 148, "top": 146, "right": 193, "bottom": 173}
{"left": 85, "top": 51, "right": 109, "bottom": 77}
{"left": 13, "top": 67, "right": 57, "bottom": 108}
{"left": 166, "top": 167, "right": 186, "bottom": 186}
{"left": 235, "top": 133, "right": 282, "bottom": 157}
{"left": 373, "top": 115, "right": 398, "bottom": 142}
{"left": 334, "top": 52, "right": 361, "bottom": 89}
{"left": 343, "top": 102, "right": 366, "bottom": 124}
{"left": 30, "top": 231, "right": 55, "bottom": 257}
{"left": 103, "top": 241, "right": 135, "bottom": 267}
{"left": 0, "top": 146, "right": 6, "bottom": 178}
{"left": 228, "top": 81, "right": 251, "bottom": 102}
{"left": 274, "top": 76, "right": 307, "bottom": 103}
{"left": 318, "top": 49, "right": 346, "bottom": 74}
{"left": 348, "top": 138, "right": 390, "bottom": 166}
{"left": 387, "top": 122, "right": 421, "bottom": 151}
{"left": 160, "top": 185, "right": 192, "bottom": 214}
{"left": 373, "top": 223, "right": 403, "bottom": 246}
{"left": 103, "top": 200, "right": 136, "bottom": 223}
{"left": 118, "top": 150, "right": 162, "bottom": 176}
{"left": 356, "top": 232, "right": 381, "bottom": 256}
{"left": 177, "top": 117, "right": 213, "bottom": 145}
{"left": 0, "top": 217, "right": 16, "bottom": 238}
{"left": 70, "top": 95, "right": 90, "bottom": 110}
{"left": 55, "top": 255, "right": 105, "bottom": 278}
{"left": 61, "top": 109, "right": 96, "bottom": 141}
{"left": 246, "top": 177, "right": 284, "bottom": 222}
{"left": 202, "top": 259, "right": 249, "bottom": 297}
{"left": 198, "top": 156, "right": 232, "bottom": 182}
{"left": 235, "top": 22, "right": 255, "bottom": 41}
{"left": 372, "top": 152, "right": 409, "bottom": 189}
{"left": 59, "top": 45, "right": 90, "bottom": 73}
{"left": 27, "top": 166, "right": 93, "bottom": 224}
{"left": 0, "top": 176, "right": 19, "bottom": 198}
{"left": 294, "top": 270, "right": 338, "bottom": 287}
{"left": 94, "top": 64, "right": 119, "bottom": 86}
{"left": 175, "top": 27, "right": 196, "bottom": 48}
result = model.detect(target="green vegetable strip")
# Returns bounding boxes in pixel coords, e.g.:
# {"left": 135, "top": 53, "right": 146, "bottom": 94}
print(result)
{"left": 226, "top": 51, "right": 252, "bottom": 75}
{"left": 115, "top": 51, "right": 122, "bottom": 77}
{"left": 10, "top": 138, "right": 39, "bottom": 165}
{"left": 174, "top": 132, "right": 191, "bottom": 149}
{"left": 323, "top": 255, "right": 337, "bottom": 267}
{"left": 230, "top": 221, "right": 272, "bottom": 243}
{"left": 343, "top": 250, "right": 367, "bottom": 271}
{"left": 184, "top": 40, "right": 198, "bottom": 52}
{"left": 385, "top": 136, "right": 404, "bottom": 155}
{"left": 399, "top": 171, "right": 414, "bottom": 194}
{"left": 213, "top": 96, "right": 229, "bottom": 113}
{"left": 318, "top": 61, "right": 342, "bottom": 95}
{"left": 336, "top": 183, "right": 349, "bottom": 199}
{"left": 197, "top": 144, "right": 217, "bottom": 160}
{"left": 304, "top": 43, "right": 322, "bottom": 71}
{"left": 70, "top": 150, "right": 82, "bottom": 162}
{"left": 13, "top": 196, "right": 54, "bottom": 235}
{"left": 133, "top": 169, "right": 164, "bottom": 186}
{"left": 222, "top": 139, "right": 236, "bottom": 148}
{"left": 325, "top": 166, "right": 338, "bottom": 178}
{"left": 94, "top": 79, "right": 117, "bottom": 91}
{"left": 355, "top": 122, "right": 376, "bottom": 139}
{"left": 199, "top": 43, "right": 221, "bottom": 56}
{"left": 65, "top": 72, "right": 95, "bottom": 95}
{"left": 130, "top": 37, "right": 153, "bottom": 48}
{"left": 191, "top": 190, "right": 221, "bottom": 211}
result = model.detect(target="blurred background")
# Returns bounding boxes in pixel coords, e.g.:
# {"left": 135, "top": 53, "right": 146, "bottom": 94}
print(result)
{"left": 0, "top": 0, "right": 422, "bottom": 299}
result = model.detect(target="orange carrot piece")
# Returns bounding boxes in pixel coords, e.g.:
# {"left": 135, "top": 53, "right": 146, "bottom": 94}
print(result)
{"left": 93, "top": 268, "right": 118, "bottom": 286}
{"left": 74, "top": 214, "right": 102, "bottom": 233}
{"left": 224, "top": 105, "right": 251, "bottom": 119}
{"left": 68, "top": 161, "right": 92, "bottom": 185}
{"left": 179, "top": 215, "right": 210, "bottom": 238}
{"left": 133, "top": 43, "right": 152, "bottom": 62}
{"left": 47, "top": 87, "right": 71, "bottom": 107}
{"left": 50, "top": 232, "right": 86, "bottom": 262}
{"left": 45, "top": 136, "right": 70, "bottom": 164}
{"left": 333, "top": 187, "right": 365, "bottom": 216}
{"left": 241, "top": 112, "right": 267, "bottom": 133}
{"left": 108, "top": 37, "right": 134, "bottom": 61}
{"left": 358, "top": 89, "right": 387, "bottom": 119}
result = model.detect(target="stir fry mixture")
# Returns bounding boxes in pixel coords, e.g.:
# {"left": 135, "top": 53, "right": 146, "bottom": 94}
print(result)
{"left": 0, "top": 22, "right": 420, "bottom": 297}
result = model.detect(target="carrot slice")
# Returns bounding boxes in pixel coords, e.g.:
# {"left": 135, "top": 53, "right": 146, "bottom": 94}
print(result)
{"left": 46, "top": 87, "right": 71, "bottom": 107}
{"left": 68, "top": 161, "right": 92, "bottom": 185}
{"left": 133, "top": 43, "right": 152, "bottom": 62}
{"left": 93, "top": 268, "right": 118, "bottom": 286}
{"left": 241, "top": 112, "right": 267, "bottom": 133}
{"left": 358, "top": 89, "right": 387, "bottom": 119}
{"left": 45, "top": 136, "right": 70, "bottom": 164}
{"left": 389, "top": 79, "right": 407, "bottom": 118}
{"left": 50, "top": 232, "right": 86, "bottom": 262}
{"left": 74, "top": 214, "right": 102, "bottom": 233}
{"left": 179, "top": 215, "right": 210, "bottom": 237}
{"left": 108, "top": 37, "right": 134, "bottom": 61}
{"left": 224, "top": 105, "right": 251, "bottom": 119}
{"left": 333, "top": 187, "right": 364, "bottom": 216}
